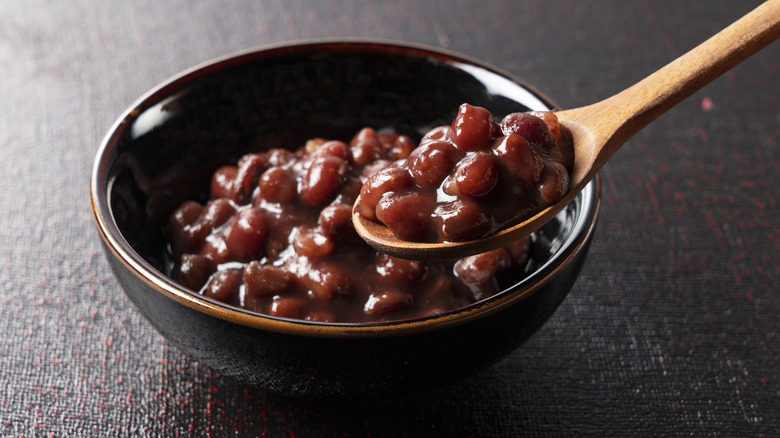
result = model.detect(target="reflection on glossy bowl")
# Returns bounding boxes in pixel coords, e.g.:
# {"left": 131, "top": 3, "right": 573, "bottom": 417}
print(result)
{"left": 90, "top": 40, "right": 600, "bottom": 400}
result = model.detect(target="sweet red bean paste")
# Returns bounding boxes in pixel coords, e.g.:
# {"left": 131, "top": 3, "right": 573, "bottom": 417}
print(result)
{"left": 167, "top": 104, "right": 558, "bottom": 323}
{"left": 356, "top": 103, "right": 574, "bottom": 242}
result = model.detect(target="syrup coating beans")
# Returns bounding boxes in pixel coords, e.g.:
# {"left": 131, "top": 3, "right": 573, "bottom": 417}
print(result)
{"left": 356, "top": 103, "right": 574, "bottom": 242}
{"left": 167, "top": 116, "right": 538, "bottom": 323}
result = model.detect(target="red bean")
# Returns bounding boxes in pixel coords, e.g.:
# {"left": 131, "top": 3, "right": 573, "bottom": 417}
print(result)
{"left": 186, "top": 199, "right": 236, "bottom": 251}
{"left": 224, "top": 208, "right": 269, "bottom": 262}
{"left": 375, "top": 193, "right": 435, "bottom": 242}
{"left": 363, "top": 290, "right": 413, "bottom": 315}
{"left": 468, "top": 279, "right": 500, "bottom": 302}
{"left": 500, "top": 112, "right": 554, "bottom": 153}
{"left": 360, "top": 159, "right": 392, "bottom": 182}
{"left": 386, "top": 134, "right": 415, "bottom": 160}
{"left": 244, "top": 261, "right": 293, "bottom": 298}
{"left": 311, "top": 140, "right": 349, "bottom": 160}
{"left": 200, "top": 198, "right": 236, "bottom": 229}
{"left": 437, "top": 199, "right": 492, "bottom": 240}
{"left": 450, "top": 104, "right": 499, "bottom": 152}
{"left": 531, "top": 111, "right": 575, "bottom": 171}
{"left": 268, "top": 297, "right": 307, "bottom": 319}
{"left": 303, "top": 264, "right": 352, "bottom": 300}
{"left": 493, "top": 134, "right": 543, "bottom": 185}
{"left": 537, "top": 161, "right": 570, "bottom": 205}
{"left": 420, "top": 125, "right": 451, "bottom": 145}
{"left": 530, "top": 111, "right": 564, "bottom": 143}
{"left": 374, "top": 253, "right": 426, "bottom": 285}
{"left": 170, "top": 201, "right": 203, "bottom": 231}
{"left": 204, "top": 269, "right": 242, "bottom": 302}
{"left": 258, "top": 166, "right": 297, "bottom": 204}
{"left": 265, "top": 148, "right": 296, "bottom": 167}
{"left": 200, "top": 236, "right": 231, "bottom": 265}
{"left": 169, "top": 201, "right": 203, "bottom": 256}
{"left": 350, "top": 127, "right": 379, "bottom": 146}
{"left": 176, "top": 254, "right": 215, "bottom": 291}
{"left": 300, "top": 155, "right": 347, "bottom": 207}
{"left": 338, "top": 177, "right": 363, "bottom": 207}
{"left": 210, "top": 165, "right": 238, "bottom": 200}
{"left": 357, "top": 166, "right": 412, "bottom": 220}
{"left": 319, "top": 203, "right": 353, "bottom": 237}
{"left": 454, "top": 248, "right": 510, "bottom": 285}
{"left": 350, "top": 137, "right": 384, "bottom": 167}
{"left": 293, "top": 226, "right": 335, "bottom": 258}
{"left": 421, "top": 276, "right": 473, "bottom": 315}
{"left": 233, "top": 153, "right": 266, "bottom": 204}
{"left": 407, "top": 141, "right": 458, "bottom": 189}
{"left": 453, "top": 151, "right": 499, "bottom": 197}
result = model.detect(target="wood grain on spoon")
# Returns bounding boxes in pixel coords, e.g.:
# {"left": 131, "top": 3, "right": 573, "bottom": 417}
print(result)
{"left": 354, "top": 0, "right": 780, "bottom": 260}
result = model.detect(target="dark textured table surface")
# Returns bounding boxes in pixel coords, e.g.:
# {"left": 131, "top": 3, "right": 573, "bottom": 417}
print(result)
{"left": 1, "top": 1, "right": 778, "bottom": 436}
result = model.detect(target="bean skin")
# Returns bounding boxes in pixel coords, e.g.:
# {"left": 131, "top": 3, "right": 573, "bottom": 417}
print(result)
{"left": 537, "top": 161, "right": 570, "bottom": 205}
{"left": 500, "top": 112, "right": 555, "bottom": 153}
{"left": 176, "top": 254, "right": 215, "bottom": 291}
{"left": 258, "top": 166, "right": 297, "bottom": 204}
{"left": 454, "top": 248, "right": 510, "bottom": 285}
{"left": 303, "top": 264, "right": 352, "bottom": 301}
{"left": 293, "top": 226, "right": 335, "bottom": 258}
{"left": 233, "top": 153, "right": 266, "bottom": 204}
{"left": 204, "top": 269, "right": 242, "bottom": 302}
{"left": 311, "top": 140, "right": 349, "bottom": 160}
{"left": 225, "top": 208, "right": 269, "bottom": 262}
{"left": 492, "top": 134, "right": 543, "bottom": 186}
{"left": 300, "top": 155, "right": 347, "bottom": 207}
{"left": 376, "top": 193, "right": 435, "bottom": 242}
{"left": 350, "top": 133, "right": 384, "bottom": 167}
{"left": 319, "top": 203, "right": 353, "bottom": 237}
{"left": 268, "top": 297, "right": 307, "bottom": 319}
{"left": 244, "top": 261, "right": 293, "bottom": 298}
{"left": 420, "top": 125, "right": 451, "bottom": 145}
{"left": 265, "top": 148, "right": 296, "bottom": 167}
{"left": 358, "top": 166, "right": 412, "bottom": 220}
{"left": 363, "top": 290, "right": 413, "bottom": 315}
{"left": 210, "top": 165, "right": 238, "bottom": 200}
{"left": 185, "top": 199, "right": 236, "bottom": 253}
{"left": 450, "top": 103, "right": 499, "bottom": 152}
{"left": 407, "top": 141, "right": 459, "bottom": 189}
{"left": 374, "top": 253, "right": 426, "bottom": 285}
{"left": 169, "top": 201, "right": 203, "bottom": 256}
{"left": 453, "top": 151, "right": 499, "bottom": 197}
{"left": 437, "top": 199, "right": 492, "bottom": 241}
{"left": 387, "top": 134, "right": 415, "bottom": 160}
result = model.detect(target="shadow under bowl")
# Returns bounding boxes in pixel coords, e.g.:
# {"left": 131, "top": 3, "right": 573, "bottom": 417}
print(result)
{"left": 90, "top": 40, "right": 600, "bottom": 400}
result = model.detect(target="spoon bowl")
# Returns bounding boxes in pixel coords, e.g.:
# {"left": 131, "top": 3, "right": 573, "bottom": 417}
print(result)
{"left": 354, "top": 0, "right": 780, "bottom": 260}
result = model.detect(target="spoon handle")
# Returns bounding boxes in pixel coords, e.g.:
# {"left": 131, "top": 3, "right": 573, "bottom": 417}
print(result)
{"left": 563, "top": 0, "right": 780, "bottom": 183}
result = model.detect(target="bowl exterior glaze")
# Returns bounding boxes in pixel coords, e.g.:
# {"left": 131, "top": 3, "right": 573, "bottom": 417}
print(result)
{"left": 92, "top": 40, "right": 600, "bottom": 399}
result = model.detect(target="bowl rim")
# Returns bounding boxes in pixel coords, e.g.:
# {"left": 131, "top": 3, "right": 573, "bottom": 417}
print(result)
{"left": 90, "top": 39, "right": 601, "bottom": 339}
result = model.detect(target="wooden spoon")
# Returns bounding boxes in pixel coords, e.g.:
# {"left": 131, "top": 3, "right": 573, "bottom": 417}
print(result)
{"left": 354, "top": 0, "right": 780, "bottom": 260}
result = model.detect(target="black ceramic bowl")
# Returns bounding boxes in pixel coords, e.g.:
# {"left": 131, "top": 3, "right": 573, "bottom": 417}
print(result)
{"left": 91, "top": 40, "right": 600, "bottom": 400}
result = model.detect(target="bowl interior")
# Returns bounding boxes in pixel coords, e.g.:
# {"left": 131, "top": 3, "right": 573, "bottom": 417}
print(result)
{"left": 96, "top": 41, "right": 588, "bottom": 327}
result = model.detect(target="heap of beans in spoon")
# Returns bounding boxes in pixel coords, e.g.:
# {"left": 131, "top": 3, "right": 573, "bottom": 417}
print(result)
{"left": 167, "top": 104, "right": 573, "bottom": 323}
{"left": 356, "top": 103, "right": 573, "bottom": 242}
